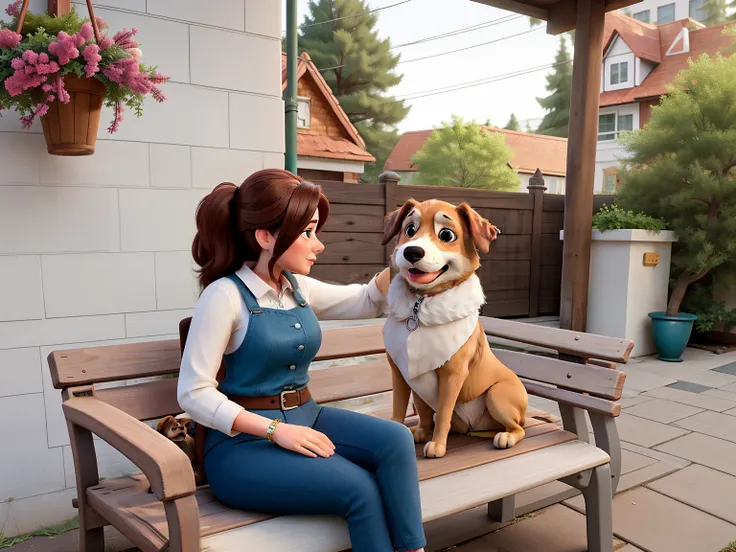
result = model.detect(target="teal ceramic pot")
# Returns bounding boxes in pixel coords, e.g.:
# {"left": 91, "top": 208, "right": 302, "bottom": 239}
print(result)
{"left": 648, "top": 311, "right": 698, "bottom": 362}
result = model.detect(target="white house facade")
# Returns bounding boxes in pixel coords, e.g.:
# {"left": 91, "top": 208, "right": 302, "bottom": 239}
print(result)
{"left": 0, "top": 0, "right": 283, "bottom": 537}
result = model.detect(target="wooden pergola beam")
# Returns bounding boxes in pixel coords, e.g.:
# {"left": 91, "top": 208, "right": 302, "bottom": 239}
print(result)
{"left": 559, "top": 0, "right": 606, "bottom": 331}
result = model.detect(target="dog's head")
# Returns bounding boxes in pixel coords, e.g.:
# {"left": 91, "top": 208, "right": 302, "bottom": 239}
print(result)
{"left": 382, "top": 199, "right": 499, "bottom": 292}
{"left": 156, "top": 415, "right": 193, "bottom": 443}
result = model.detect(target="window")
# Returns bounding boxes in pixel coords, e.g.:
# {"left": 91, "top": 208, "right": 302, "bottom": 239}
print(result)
{"left": 658, "top": 3, "right": 675, "bottom": 23}
{"left": 598, "top": 112, "right": 634, "bottom": 142}
{"left": 689, "top": 0, "right": 706, "bottom": 19}
{"left": 610, "top": 61, "right": 629, "bottom": 85}
{"left": 297, "top": 97, "right": 310, "bottom": 129}
{"left": 633, "top": 9, "right": 650, "bottom": 22}
{"left": 603, "top": 174, "right": 616, "bottom": 193}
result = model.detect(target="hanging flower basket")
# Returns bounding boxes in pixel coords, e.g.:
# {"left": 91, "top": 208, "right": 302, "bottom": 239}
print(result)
{"left": 0, "top": 0, "right": 169, "bottom": 156}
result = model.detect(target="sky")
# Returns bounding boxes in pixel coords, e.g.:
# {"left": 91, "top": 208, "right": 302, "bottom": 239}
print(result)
{"left": 281, "top": 0, "right": 571, "bottom": 133}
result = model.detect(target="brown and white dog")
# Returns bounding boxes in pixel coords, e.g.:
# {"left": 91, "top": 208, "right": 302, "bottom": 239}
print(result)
{"left": 382, "top": 199, "right": 528, "bottom": 459}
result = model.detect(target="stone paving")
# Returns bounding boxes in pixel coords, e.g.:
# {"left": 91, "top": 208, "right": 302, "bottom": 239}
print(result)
{"left": 8, "top": 343, "right": 736, "bottom": 552}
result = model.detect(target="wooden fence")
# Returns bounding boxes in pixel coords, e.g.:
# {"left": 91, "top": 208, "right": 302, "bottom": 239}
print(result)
{"left": 309, "top": 173, "right": 613, "bottom": 319}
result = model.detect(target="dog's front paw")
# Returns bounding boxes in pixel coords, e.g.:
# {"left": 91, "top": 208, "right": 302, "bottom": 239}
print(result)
{"left": 423, "top": 441, "right": 446, "bottom": 458}
{"left": 493, "top": 432, "right": 518, "bottom": 449}
{"left": 412, "top": 426, "right": 430, "bottom": 443}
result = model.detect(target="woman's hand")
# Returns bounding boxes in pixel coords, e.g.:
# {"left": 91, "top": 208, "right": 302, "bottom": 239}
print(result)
{"left": 376, "top": 267, "right": 391, "bottom": 296}
{"left": 271, "top": 422, "right": 336, "bottom": 458}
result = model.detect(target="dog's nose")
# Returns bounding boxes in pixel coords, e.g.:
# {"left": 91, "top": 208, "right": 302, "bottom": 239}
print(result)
{"left": 403, "top": 246, "right": 425, "bottom": 264}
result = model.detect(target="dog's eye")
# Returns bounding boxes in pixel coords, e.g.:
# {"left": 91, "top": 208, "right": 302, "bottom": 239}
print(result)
{"left": 438, "top": 228, "right": 457, "bottom": 243}
{"left": 404, "top": 223, "right": 417, "bottom": 238}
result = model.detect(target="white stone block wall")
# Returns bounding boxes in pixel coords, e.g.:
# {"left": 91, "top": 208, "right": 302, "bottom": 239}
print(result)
{"left": 0, "top": 0, "right": 283, "bottom": 536}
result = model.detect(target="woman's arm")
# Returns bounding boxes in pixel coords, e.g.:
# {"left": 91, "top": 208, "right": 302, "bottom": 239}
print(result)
{"left": 299, "top": 267, "right": 391, "bottom": 320}
{"left": 177, "top": 282, "right": 246, "bottom": 436}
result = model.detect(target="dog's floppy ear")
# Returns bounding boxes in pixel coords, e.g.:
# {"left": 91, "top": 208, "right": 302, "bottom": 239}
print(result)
{"left": 156, "top": 415, "right": 175, "bottom": 434}
{"left": 456, "top": 202, "right": 499, "bottom": 254}
{"left": 382, "top": 199, "right": 419, "bottom": 246}
{"left": 179, "top": 417, "right": 193, "bottom": 431}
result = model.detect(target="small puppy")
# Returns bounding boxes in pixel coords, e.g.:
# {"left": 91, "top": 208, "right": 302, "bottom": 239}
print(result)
{"left": 382, "top": 199, "right": 528, "bottom": 459}
{"left": 155, "top": 415, "right": 204, "bottom": 486}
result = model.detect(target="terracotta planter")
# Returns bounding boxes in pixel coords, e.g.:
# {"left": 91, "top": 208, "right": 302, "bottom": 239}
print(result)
{"left": 39, "top": 75, "right": 106, "bottom": 156}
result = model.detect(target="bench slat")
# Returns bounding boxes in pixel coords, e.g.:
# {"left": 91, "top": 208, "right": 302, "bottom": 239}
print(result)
{"left": 493, "top": 349, "right": 626, "bottom": 399}
{"left": 94, "top": 378, "right": 181, "bottom": 421}
{"left": 309, "top": 361, "right": 391, "bottom": 403}
{"left": 481, "top": 316, "right": 634, "bottom": 363}
{"left": 521, "top": 378, "right": 621, "bottom": 417}
{"left": 313, "top": 324, "right": 385, "bottom": 361}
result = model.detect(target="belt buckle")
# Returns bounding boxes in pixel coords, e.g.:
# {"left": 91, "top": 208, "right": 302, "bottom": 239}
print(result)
{"left": 279, "top": 389, "right": 299, "bottom": 411}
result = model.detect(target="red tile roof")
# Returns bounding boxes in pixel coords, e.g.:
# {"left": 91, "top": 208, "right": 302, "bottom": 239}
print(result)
{"left": 603, "top": 12, "right": 662, "bottom": 63}
{"left": 281, "top": 52, "right": 373, "bottom": 162}
{"left": 384, "top": 127, "right": 568, "bottom": 177}
{"left": 600, "top": 16, "right": 731, "bottom": 107}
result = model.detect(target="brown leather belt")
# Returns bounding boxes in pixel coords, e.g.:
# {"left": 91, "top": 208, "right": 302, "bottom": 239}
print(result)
{"left": 227, "top": 388, "right": 312, "bottom": 411}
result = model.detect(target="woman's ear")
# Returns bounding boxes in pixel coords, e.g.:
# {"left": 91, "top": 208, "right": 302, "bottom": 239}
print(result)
{"left": 254, "top": 228, "right": 276, "bottom": 251}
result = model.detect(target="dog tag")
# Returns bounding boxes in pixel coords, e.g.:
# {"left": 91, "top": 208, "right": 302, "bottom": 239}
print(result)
{"left": 406, "top": 316, "right": 419, "bottom": 332}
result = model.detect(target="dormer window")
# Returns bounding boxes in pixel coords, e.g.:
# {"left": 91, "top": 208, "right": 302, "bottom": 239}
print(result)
{"left": 610, "top": 61, "right": 629, "bottom": 85}
{"left": 297, "top": 97, "right": 311, "bottom": 129}
{"left": 633, "top": 9, "right": 650, "bottom": 22}
{"left": 657, "top": 3, "right": 675, "bottom": 23}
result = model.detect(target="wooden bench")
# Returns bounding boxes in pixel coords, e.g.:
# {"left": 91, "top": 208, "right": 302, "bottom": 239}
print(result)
{"left": 49, "top": 316, "right": 632, "bottom": 552}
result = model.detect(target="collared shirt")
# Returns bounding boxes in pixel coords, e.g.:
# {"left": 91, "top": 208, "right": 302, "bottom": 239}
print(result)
{"left": 178, "top": 264, "right": 387, "bottom": 436}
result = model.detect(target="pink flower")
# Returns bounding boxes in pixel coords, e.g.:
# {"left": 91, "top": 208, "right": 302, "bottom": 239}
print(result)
{"left": 148, "top": 71, "right": 169, "bottom": 85}
{"left": 82, "top": 43, "right": 101, "bottom": 77}
{"left": 4, "top": 51, "right": 59, "bottom": 96}
{"left": 108, "top": 102, "right": 124, "bottom": 133}
{"left": 150, "top": 85, "right": 166, "bottom": 103}
{"left": 99, "top": 37, "right": 114, "bottom": 51}
{"left": 5, "top": 0, "right": 21, "bottom": 17}
{"left": 19, "top": 101, "right": 49, "bottom": 130}
{"left": 128, "top": 47, "right": 142, "bottom": 59}
{"left": 95, "top": 16, "right": 109, "bottom": 31}
{"left": 112, "top": 27, "right": 138, "bottom": 49}
{"left": 0, "top": 28, "right": 21, "bottom": 49}
{"left": 48, "top": 30, "right": 84, "bottom": 65}
{"left": 78, "top": 22, "right": 94, "bottom": 42}
{"left": 103, "top": 57, "right": 152, "bottom": 95}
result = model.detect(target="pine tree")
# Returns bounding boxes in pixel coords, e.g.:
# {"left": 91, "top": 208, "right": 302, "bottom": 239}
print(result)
{"left": 615, "top": 51, "right": 736, "bottom": 316}
{"left": 298, "top": 0, "right": 409, "bottom": 182}
{"left": 525, "top": 121, "right": 534, "bottom": 133}
{"left": 504, "top": 113, "right": 521, "bottom": 131}
{"left": 412, "top": 115, "right": 519, "bottom": 190}
{"left": 699, "top": 0, "right": 727, "bottom": 24}
{"left": 535, "top": 35, "right": 572, "bottom": 137}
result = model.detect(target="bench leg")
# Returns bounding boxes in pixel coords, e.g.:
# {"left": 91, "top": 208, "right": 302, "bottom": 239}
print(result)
{"left": 165, "top": 495, "right": 200, "bottom": 552}
{"left": 67, "top": 421, "right": 105, "bottom": 552}
{"left": 487, "top": 495, "right": 516, "bottom": 522}
{"left": 582, "top": 464, "right": 613, "bottom": 552}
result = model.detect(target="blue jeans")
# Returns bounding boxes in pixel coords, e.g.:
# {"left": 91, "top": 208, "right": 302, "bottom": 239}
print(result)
{"left": 204, "top": 401, "right": 426, "bottom": 552}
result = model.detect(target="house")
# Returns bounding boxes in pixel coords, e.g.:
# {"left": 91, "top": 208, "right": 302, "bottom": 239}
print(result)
{"left": 0, "top": 1, "right": 284, "bottom": 537}
{"left": 595, "top": 13, "right": 733, "bottom": 192}
{"left": 384, "top": 128, "right": 568, "bottom": 194}
{"left": 622, "top": 0, "right": 708, "bottom": 25}
{"left": 281, "top": 52, "right": 375, "bottom": 183}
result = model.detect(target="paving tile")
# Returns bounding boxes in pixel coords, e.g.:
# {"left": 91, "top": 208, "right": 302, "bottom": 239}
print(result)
{"left": 726, "top": 407, "right": 736, "bottom": 417}
{"left": 624, "top": 398, "right": 704, "bottom": 424}
{"left": 617, "top": 461, "right": 685, "bottom": 493}
{"left": 618, "top": 368, "right": 677, "bottom": 394}
{"left": 674, "top": 410, "right": 736, "bottom": 443}
{"left": 616, "top": 545, "right": 646, "bottom": 552}
{"left": 470, "top": 504, "right": 624, "bottom": 552}
{"left": 643, "top": 386, "right": 736, "bottom": 411}
{"left": 667, "top": 380, "right": 713, "bottom": 393}
{"left": 721, "top": 382, "right": 736, "bottom": 394}
{"left": 702, "top": 388, "right": 736, "bottom": 402}
{"left": 647, "top": 464, "right": 736, "bottom": 525}
{"left": 615, "top": 413, "right": 690, "bottom": 448}
{"left": 621, "top": 449, "right": 658, "bottom": 474}
{"left": 655, "top": 432, "right": 736, "bottom": 476}
{"left": 679, "top": 369, "right": 736, "bottom": 388}
{"left": 608, "top": 487, "right": 736, "bottom": 552}
{"left": 619, "top": 395, "right": 655, "bottom": 409}
{"left": 713, "top": 361, "right": 736, "bottom": 376}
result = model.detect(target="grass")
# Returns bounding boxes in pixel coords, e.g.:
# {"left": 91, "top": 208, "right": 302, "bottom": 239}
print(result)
{"left": 721, "top": 542, "right": 736, "bottom": 552}
{"left": 0, "top": 516, "right": 79, "bottom": 549}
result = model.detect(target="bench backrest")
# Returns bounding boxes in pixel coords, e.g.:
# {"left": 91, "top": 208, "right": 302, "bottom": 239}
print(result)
{"left": 48, "top": 316, "right": 630, "bottom": 422}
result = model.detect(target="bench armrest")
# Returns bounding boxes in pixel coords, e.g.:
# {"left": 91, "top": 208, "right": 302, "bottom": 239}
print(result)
{"left": 521, "top": 378, "right": 621, "bottom": 417}
{"left": 63, "top": 397, "right": 196, "bottom": 502}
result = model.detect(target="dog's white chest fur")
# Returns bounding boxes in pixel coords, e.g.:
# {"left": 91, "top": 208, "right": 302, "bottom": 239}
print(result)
{"left": 383, "top": 274, "right": 489, "bottom": 429}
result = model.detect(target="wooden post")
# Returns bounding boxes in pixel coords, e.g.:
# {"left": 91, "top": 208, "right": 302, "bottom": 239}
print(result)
{"left": 379, "top": 170, "right": 400, "bottom": 272}
{"left": 528, "top": 169, "right": 547, "bottom": 318}
{"left": 48, "top": 0, "right": 71, "bottom": 16}
{"left": 559, "top": 0, "right": 606, "bottom": 331}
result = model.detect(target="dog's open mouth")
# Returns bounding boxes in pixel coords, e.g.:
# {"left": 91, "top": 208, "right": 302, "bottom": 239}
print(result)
{"left": 407, "top": 265, "right": 449, "bottom": 284}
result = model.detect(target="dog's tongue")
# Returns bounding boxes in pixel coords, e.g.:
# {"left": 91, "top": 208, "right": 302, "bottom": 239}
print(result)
{"left": 408, "top": 269, "right": 443, "bottom": 284}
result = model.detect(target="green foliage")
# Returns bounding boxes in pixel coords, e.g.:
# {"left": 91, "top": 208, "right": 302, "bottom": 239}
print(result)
{"left": 298, "top": 0, "right": 408, "bottom": 179}
{"left": 724, "top": 25, "right": 736, "bottom": 56}
{"left": 536, "top": 35, "right": 572, "bottom": 138}
{"left": 412, "top": 114, "right": 519, "bottom": 190}
{"left": 504, "top": 113, "right": 521, "bottom": 131}
{"left": 0, "top": 515, "right": 78, "bottom": 548}
{"left": 592, "top": 204, "right": 668, "bottom": 232}
{"left": 615, "top": 51, "right": 736, "bottom": 314}
{"left": 698, "top": 0, "right": 735, "bottom": 24}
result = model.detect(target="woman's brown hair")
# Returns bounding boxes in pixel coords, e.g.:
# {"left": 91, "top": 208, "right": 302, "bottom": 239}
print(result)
{"left": 192, "top": 169, "right": 329, "bottom": 290}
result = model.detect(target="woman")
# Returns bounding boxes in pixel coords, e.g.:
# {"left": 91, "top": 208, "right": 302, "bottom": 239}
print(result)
{"left": 178, "top": 169, "right": 427, "bottom": 552}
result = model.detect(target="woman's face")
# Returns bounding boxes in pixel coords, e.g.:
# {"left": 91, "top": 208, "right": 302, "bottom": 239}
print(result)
{"left": 277, "top": 207, "right": 325, "bottom": 276}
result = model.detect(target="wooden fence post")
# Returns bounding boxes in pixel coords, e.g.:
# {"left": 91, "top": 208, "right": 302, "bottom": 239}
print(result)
{"left": 528, "top": 169, "right": 547, "bottom": 318}
{"left": 379, "top": 170, "right": 400, "bottom": 271}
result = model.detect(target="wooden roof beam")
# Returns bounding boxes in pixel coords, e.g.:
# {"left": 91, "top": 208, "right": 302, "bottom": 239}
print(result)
{"left": 471, "top": 0, "right": 549, "bottom": 22}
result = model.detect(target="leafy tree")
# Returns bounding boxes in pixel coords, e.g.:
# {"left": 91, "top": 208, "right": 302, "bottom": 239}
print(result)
{"left": 698, "top": 0, "right": 733, "bottom": 25}
{"left": 297, "top": 0, "right": 409, "bottom": 182}
{"left": 615, "top": 52, "right": 736, "bottom": 316}
{"left": 525, "top": 120, "right": 534, "bottom": 133}
{"left": 504, "top": 113, "right": 521, "bottom": 131}
{"left": 535, "top": 35, "right": 572, "bottom": 137}
{"left": 412, "top": 115, "right": 519, "bottom": 190}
